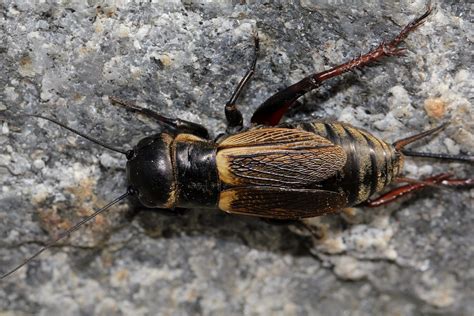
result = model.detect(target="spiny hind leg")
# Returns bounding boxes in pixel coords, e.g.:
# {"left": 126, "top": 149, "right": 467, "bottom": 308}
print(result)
{"left": 250, "top": 7, "right": 433, "bottom": 126}
{"left": 362, "top": 173, "right": 473, "bottom": 207}
{"left": 109, "top": 96, "right": 209, "bottom": 139}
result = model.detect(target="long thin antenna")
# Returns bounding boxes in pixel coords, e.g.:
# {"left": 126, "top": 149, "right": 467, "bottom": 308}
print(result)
{"left": 1, "top": 190, "right": 131, "bottom": 280}
{"left": 23, "top": 114, "right": 129, "bottom": 155}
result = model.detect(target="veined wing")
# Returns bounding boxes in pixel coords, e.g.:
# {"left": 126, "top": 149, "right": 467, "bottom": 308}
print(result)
{"left": 217, "top": 128, "right": 347, "bottom": 187}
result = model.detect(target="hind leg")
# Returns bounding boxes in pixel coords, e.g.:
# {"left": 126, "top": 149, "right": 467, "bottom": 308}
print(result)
{"left": 250, "top": 8, "right": 433, "bottom": 126}
{"left": 362, "top": 173, "right": 473, "bottom": 207}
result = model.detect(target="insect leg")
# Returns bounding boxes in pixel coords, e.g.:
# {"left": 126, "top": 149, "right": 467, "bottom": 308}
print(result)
{"left": 261, "top": 218, "right": 325, "bottom": 241}
{"left": 251, "top": 7, "right": 432, "bottom": 126}
{"left": 362, "top": 173, "right": 473, "bottom": 208}
{"left": 260, "top": 218, "right": 299, "bottom": 226}
{"left": 109, "top": 96, "right": 209, "bottom": 139}
{"left": 224, "top": 34, "right": 259, "bottom": 133}
{"left": 298, "top": 220, "right": 326, "bottom": 240}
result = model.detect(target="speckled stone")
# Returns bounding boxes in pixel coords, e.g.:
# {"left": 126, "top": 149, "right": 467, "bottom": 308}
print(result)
{"left": 1, "top": 1, "right": 473, "bottom": 315}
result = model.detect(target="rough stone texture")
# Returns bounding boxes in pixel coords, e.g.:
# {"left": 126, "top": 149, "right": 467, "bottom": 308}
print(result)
{"left": 0, "top": 1, "right": 472, "bottom": 315}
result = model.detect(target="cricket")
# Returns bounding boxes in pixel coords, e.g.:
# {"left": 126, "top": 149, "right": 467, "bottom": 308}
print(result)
{"left": 1, "top": 6, "right": 472, "bottom": 280}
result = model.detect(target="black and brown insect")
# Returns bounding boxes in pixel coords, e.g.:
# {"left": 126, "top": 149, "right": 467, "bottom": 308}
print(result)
{"left": 2, "top": 7, "right": 472, "bottom": 279}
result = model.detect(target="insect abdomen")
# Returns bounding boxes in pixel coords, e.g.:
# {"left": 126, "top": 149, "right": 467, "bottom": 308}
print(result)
{"left": 286, "top": 121, "right": 403, "bottom": 205}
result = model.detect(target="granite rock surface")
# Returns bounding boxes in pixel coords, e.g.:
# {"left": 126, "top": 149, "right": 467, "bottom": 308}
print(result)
{"left": 0, "top": 1, "right": 473, "bottom": 315}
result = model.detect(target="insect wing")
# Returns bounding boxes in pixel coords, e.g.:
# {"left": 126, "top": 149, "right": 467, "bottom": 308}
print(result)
{"left": 216, "top": 128, "right": 347, "bottom": 187}
{"left": 219, "top": 187, "right": 347, "bottom": 219}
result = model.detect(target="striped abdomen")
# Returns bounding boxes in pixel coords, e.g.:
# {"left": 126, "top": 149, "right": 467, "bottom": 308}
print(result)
{"left": 282, "top": 121, "right": 404, "bottom": 205}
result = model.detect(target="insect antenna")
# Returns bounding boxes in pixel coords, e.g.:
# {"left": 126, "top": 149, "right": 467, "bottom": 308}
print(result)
{"left": 393, "top": 123, "right": 473, "bottom": 163}
{"left": 23, "top": 114, "right": 129, "bottom": 155}
{"left": 1, "top": 189, "right": 132, "bottom": 280}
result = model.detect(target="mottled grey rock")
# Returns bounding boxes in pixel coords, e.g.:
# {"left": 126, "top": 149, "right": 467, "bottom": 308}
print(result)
{"left": 0, "top": 1, "right": 473, "bottom": 315}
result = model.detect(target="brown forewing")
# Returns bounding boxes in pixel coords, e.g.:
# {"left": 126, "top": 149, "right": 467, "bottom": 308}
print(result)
{"left": 219, "top": 187, "right": 347, "bottom": 219}
{"left": 216, "top": 128, "right": 347, "bottom": 187}
{"left": 219, "top": 127, "right": 334, "bottom": 148}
